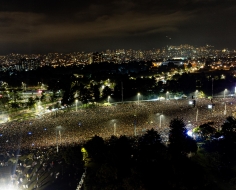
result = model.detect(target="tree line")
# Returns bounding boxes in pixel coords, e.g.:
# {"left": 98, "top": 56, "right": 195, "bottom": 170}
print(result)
{"left": 81, "top": 117, "right": 236, "bottom": 190}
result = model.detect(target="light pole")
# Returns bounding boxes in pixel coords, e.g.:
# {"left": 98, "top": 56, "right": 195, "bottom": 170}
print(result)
{"left": 137, "top": 93, "right": 140, "bottom": 105}
{"left": 56, "top": 130, "right": 58, "bottom": 153}
{"left": 166, "top": 91, "right": 169, "bottom": 100}
{"left": 22, "top": 82, "right": 26, "bottom": 103}
{"left": 195, "top": 90, "right": 198, "bottom": 99}
{"left": 224, "top": 89, "right": 227, "bottom": 99}
{"left": 196, "top": 108, "right": 198, "bottom": 122}
{"left": 212, "top": 78, "right": 214, "bottom": 99}
{"left": 114, "top": 123, "right": 116, "bottom": 136}
{"left": 56, "top": 126, "right": 62, "bottom": 153}
{"left": 108, "top": 96, "right": 110, "bottom": 104}
{"left": 75, "top": 99, "right": 78, "bottom": 111}
{"left": 134, "top": 115, "right": 137, "bottom": 136}
{"left": 160, "top": 114, "right": 162, "bottom": 128}
{"left": 59, "top": 130, "right": 61, "bottom": 144}
{"left": 121, "top": 82, "right": 123, "bottom": 103}
{"left": 224, "top": 103, "right": 227, "bottom": 115}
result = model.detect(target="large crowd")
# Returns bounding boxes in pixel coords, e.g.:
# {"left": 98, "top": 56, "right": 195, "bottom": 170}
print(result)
{"left": 0, "top": 97, "right": 235, "bottom": 189}
{"left": 0, "top": 97, "right": 235, "bottom": 151}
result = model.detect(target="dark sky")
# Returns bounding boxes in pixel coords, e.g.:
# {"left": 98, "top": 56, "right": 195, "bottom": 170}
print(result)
{"left": 0, "top": 0, "right": 236, "bottom": 54}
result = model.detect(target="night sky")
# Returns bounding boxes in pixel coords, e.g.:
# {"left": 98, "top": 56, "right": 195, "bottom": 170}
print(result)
{"left": 0, "top": 0, "right": 236, "bottom": 54}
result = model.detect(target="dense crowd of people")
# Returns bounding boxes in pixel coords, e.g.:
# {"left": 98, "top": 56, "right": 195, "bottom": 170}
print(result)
{"left": 0, "top": 97, "right": 235, "bottom": 189}
{"left": 0, "top": 97, "right": 235, "bottom": 151}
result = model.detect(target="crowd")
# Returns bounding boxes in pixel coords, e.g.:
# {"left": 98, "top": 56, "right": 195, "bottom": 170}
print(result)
{"left": 0, "top": 97, "right": 235, "bottom": 189}
{"left": 0, "top": 146, "right": 83, "bottom": 189}
{"left": 0, "top": 97, "right": 235, "bottom": 151}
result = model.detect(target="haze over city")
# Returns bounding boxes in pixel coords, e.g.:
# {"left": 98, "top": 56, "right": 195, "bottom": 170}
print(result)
{"left": 1, "top": 0, "right": 236, "bottom": 54}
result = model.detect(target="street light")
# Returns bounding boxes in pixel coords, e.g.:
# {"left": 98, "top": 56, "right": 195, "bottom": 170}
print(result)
{"left": 196, "top": 108, "right": 198, "bottom": 122}
{"left": 108, "top": 96, "right": 110, "bottom": 104}
{"left": 113, "top": 122, "right": 116, "bottom": 136}
{"left": 22, "top": 82, "right": 26, "bottom": 103}
{"left": 137, "top": 93, "right": 140, "bottom": 105}
{"left": 224, "top": 103, "right": 227, "bottom": 115}
{"left": 159, "top": 114, "right": 163, "bottom": 128}
{"left": 56, "top": 126, "right": 62, "bottom": 153}
{"left": 134, "top": 115, "right": 137, "bottom": 136}
{"left": 195, "top": 90, "right": 198, "bottom": 99}
{"left": 224, "top": 89, "right": 227, "bottom": 99}
{"left": 166, "top": 91, "right": 169, "bottom": 100}
{"left": 212, "top": 78, "right": 214, "bottom": 98}
{"left": 75, "top": 99, "right": 78, "bottom": 111}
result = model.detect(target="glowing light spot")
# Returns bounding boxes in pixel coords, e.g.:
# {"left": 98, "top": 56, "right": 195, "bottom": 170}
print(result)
{"left": 187, "top": 130, "right": 193, "bottom": 137}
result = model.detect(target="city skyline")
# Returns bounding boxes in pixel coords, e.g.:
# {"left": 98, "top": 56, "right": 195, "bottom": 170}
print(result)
{"left": 1, "top": 0, "right": 236, "bottom": 54}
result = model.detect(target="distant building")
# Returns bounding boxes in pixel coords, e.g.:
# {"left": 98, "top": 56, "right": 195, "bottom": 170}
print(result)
{"left": 16, "top": 58, "right": 40, "bottom": 71}
{"left": 162, "top": 60, "right": 184, "bottom": 66}
{"left": 161, "top": 57, "right": 186, "bottom": 66}
{"left": 92, "top": 52, "right": 103, "bottom": 63}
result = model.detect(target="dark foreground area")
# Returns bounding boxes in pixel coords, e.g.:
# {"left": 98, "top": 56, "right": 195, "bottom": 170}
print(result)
{"left": 0, "top": 145, "right": 84, "bottom": 189}
{"left": 1, "top": 117, "right": 236, "bottom": 189}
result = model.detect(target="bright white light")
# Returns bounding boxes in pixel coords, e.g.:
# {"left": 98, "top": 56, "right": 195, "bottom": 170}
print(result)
{"left": 208, "top": 104, "right": 212, "bottom": 109}
{"left": 0, "top": 184, "right": 17, "bottom": 190}
{"left": 189, "top": 101, "right": 193, "bottom": 105}
{"left": 187, "top": 130, "right": 193, "bottom": 137}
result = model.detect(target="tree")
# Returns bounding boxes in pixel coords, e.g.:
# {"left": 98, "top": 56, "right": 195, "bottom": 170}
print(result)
{"left": 95, "top": 163, "right": 118, "bottom": 190}
{"left": 9, "top": 90, "right": 22, "bottom": 102}
{"left": 169, "top": 118, "right": 197, "bottom": 156}
{"left": 139, "top": 128, "right": 162, "bottom": 146}
{"left": 60, "top": 146, "right": 83, "bottom": 165}
{"left": 27, "top": 97, "right": 36, "bottom": 109}
{"left": 50, "top": 92, "right": 56, "bottom": 102}
{"left": 79, "top": 87, "right": 90, "bottom": 105}
{"left": 40, "top": 91, "right": 47, "bottom": 103}
{"left": 106, "top": 135, "right": 133, "bottom": 166}
{"left": 196, "top": 123, "right": 216, "bottom": 140}
{"left": 187, "top": 63, "right": 192, "bottom": 70}
{"left": 9, "top": 102, "right": 20, "bottom": 109}
{"left": 84, "top": 135, "right": 105, "bottom": 162}
{"left": 221, "top": 116, "right": 236, "bottom": 135}
{"left": 138, "top": 129, "right": 166, "bottom": 162}
{"left": 92, "top": 84, "right": 100, "bottom": 102}
{"left": 102, "top": 86, "right": 112, "bottom": 98}
{"left": 0, "top": 96, "right": 9, "bottom": 109}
